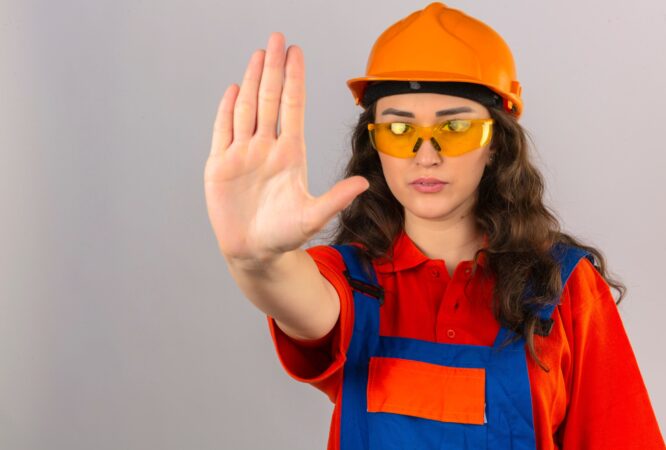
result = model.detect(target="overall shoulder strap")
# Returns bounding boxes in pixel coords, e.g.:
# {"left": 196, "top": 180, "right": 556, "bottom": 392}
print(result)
{"left": 533, "top": 242, "right": 595, "bottom": 336}
{"left": 330, "top": 244, "right": 385, "bottom": 305}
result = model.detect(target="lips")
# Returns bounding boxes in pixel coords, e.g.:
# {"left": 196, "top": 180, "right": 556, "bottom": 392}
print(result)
{"left": 410, "top": 177, "right": 447, "bottom": 185}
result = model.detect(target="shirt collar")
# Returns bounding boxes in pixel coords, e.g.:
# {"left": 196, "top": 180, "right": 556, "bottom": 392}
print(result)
{"left": 374, "top": 228, "right": 489, "bottom": 273}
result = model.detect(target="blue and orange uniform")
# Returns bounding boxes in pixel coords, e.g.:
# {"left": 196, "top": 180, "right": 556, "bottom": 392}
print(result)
{"left": 266, "top": 229, "right": 664, "bottom": 449}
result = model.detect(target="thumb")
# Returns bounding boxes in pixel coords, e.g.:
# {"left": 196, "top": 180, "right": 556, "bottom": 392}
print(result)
{"left": 302, "top": 176, "right": 370, "bottom": 235}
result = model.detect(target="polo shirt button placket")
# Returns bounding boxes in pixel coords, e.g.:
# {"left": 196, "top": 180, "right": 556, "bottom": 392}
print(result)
{"left": 430, "top": 267, "right": 440, "bottom": 278}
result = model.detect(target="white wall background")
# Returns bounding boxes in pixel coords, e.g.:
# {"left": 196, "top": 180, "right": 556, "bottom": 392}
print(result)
{"left": 1, "top": 0, "right": 664, "bottom": 448}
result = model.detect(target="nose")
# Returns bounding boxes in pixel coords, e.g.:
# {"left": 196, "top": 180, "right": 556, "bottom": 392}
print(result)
{"left": 412, "top": 137, "right": 443, "bottom": 166}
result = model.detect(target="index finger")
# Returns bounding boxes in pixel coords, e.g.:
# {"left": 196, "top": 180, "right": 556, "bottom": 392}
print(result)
{"left": 278, "top": 45, "right": 305, "bottom": 140}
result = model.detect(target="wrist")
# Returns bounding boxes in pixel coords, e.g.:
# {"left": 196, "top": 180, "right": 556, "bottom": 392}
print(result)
{"left": 224, "top": 250, "right": 289, "bottom": 274}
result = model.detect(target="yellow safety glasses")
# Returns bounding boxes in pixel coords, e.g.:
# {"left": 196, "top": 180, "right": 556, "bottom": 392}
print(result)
{"left": 367, "top": 118, "right": 494, "bottom": 158}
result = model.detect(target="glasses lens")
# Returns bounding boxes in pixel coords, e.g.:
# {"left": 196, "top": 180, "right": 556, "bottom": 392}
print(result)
{"left": 432, "top": 119, "right": 493, "bottom": 157}
{"left": 371, "top": 122, "right": 419, "bottom": 158}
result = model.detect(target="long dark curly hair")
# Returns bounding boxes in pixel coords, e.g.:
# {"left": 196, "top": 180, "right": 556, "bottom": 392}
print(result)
{"left": 320, "top": 99, "right": 626, "bottom": 371}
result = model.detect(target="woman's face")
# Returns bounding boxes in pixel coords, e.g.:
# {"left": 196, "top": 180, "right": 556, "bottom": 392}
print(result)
{"left": 373, "top": 92, "right": 493, "bottom": 224}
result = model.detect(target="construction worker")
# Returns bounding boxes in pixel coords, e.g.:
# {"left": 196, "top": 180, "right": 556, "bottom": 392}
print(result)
{"left": 205, "top": 2, "right": 664, "bottom": 448}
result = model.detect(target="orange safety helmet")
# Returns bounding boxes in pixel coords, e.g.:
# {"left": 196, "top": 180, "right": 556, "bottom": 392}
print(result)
{"left": 347, "top": 2, "right": 524, "bottom": 119}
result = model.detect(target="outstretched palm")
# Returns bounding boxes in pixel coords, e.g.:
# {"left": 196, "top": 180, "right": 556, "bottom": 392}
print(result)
{"left": 204, "top": 32, "right": 369, "bottom": 264}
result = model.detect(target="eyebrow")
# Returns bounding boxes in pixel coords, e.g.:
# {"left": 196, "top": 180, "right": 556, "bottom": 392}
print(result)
{"left": 380, "top": 106, "right": 474, "bottom": 118}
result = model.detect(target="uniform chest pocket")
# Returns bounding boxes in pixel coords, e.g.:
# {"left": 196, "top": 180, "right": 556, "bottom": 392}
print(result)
{"left": 367, "top": 356, "right": 486, "bottom": 425}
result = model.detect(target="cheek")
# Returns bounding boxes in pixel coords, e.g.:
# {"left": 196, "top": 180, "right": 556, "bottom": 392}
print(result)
{"left": 447, "top": 153, "right": 489, "bottom": 195}
{"left": 379, "top": 158, "right": 412, "bottom": 203}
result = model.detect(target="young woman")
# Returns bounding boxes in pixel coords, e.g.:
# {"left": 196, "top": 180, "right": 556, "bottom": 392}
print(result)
{"left": 205, "top": 2, "right": 663, "bottom": 449}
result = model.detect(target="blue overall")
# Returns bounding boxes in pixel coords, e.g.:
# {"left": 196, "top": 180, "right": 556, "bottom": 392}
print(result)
{"left": 330, "top": 242, "right": 593, "bottom": 450}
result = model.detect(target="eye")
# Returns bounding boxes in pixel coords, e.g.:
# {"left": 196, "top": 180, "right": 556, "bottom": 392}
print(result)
{"left": 443, "top": 119, "right": 472, "bottom": 132}
{"left": 389, "top": 122, "right": 413, "bottom": 135}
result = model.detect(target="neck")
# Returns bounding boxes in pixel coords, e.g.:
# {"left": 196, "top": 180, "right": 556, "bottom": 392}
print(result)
{"left": 403, "top": 198, "right": 484, "bottom": 269}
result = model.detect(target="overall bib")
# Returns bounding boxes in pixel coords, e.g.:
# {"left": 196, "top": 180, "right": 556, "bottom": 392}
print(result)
{"left": 330, "top": 242, "right": 593, "bottom": 450}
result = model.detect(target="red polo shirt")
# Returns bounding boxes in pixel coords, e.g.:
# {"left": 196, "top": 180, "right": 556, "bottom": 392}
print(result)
{"left": 266, "top": 229, "right": 664, "bottom": 449}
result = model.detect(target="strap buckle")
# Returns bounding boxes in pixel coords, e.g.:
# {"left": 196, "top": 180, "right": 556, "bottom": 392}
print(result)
{"left": 343, "top": 269, "right": 385, "bottom": 306}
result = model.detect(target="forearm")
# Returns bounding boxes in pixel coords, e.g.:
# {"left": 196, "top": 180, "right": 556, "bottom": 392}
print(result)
{"left": 224, "top": 248, "right": 340, "bottom": 340}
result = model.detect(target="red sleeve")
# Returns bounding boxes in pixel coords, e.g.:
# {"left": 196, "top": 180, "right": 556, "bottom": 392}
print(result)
{"left": 555, "top": 257, "right": 664, "bottom": 448}
{"left": 266, "top": 245, "right": 354, "bottom": 403}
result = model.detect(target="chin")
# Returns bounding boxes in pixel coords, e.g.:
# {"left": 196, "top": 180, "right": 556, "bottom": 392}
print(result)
{"left": 404, "top": 202, "right": 457, "bottom": 221}
{"left": 403, "top": 189, "right": 474, "bottom": 218}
